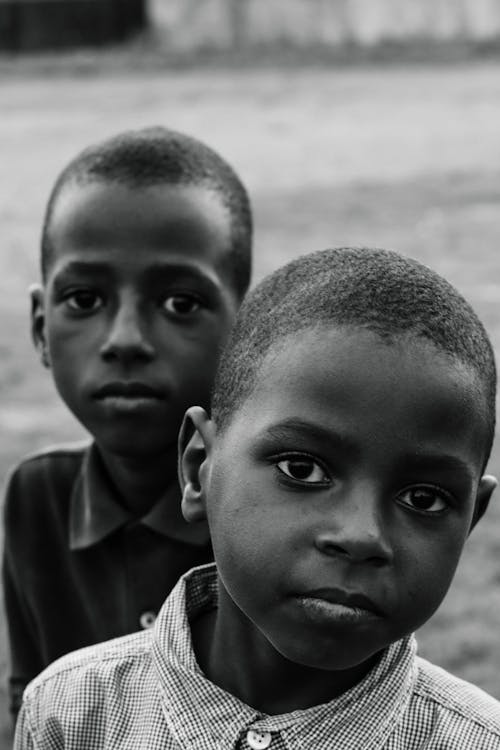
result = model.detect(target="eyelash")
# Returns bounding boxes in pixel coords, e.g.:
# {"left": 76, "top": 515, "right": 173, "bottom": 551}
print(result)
{"left": 162, "top": 293, "right": 204, "bottom": 316}
{"left": 395, "top": 485, "right": 454, "bottom": 516}
{"left": 62, "top": 289, "right": 103, "bottom": 313}
{"left": 272, "top": 452, "right": 331, "bottom": 488}
{"left": 269, "top": 453, "right": 454, "bottom": 514}
{"left": 59, "top": 289, "right": 205, "bottom": 316}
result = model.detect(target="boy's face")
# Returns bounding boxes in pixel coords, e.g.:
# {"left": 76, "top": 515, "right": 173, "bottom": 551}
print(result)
{"left": 32, "top": 180, "right": 239, "bottom": 460}
{"left": 185, "top": 327, "right": 495, "bottom": 672}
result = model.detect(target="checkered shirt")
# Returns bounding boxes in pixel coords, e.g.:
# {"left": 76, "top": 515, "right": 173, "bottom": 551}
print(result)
{"left": 15, "top": 564, "right": 500, "bottom": 749}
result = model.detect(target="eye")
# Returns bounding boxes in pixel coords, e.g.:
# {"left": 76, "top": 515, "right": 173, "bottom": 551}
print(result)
{"left": 65, "top": 290, "right": 103, "bottom": 312}
{"left": 163, "top": 294, "right": 201, "bottom": 316}
{"left": 396, "top": 486, "right": 451, "bottom": 515}
{"left": 276, "top": 456, "right": 329, "bottom": 485}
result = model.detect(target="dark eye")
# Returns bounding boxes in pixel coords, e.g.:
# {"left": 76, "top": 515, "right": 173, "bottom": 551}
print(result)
{"left": 66, "top": 290, "right": 102, "bottom": 312}
{"left": 276, "top": 457, "right": 329, "bottom": 485}
{"left": 397, "top": 486, "right": 450, "bottom": 515}
{"left": 163, "top": 294, "right": 201, "bottom": 316}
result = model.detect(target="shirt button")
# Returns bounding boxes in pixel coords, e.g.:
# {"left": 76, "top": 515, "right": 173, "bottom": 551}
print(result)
{"left": 247, "top": 729, "right": 272, "bottom": 749}
{"left": 139, "top": 611, "right": 156, "bottom": 629}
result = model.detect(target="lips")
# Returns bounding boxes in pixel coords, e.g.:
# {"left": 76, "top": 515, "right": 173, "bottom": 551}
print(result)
{"left": 299, "top": 587, "right": 383, "bottom": 616}
{"left": 93, "top": 382, "right": 164, "bottom": 400}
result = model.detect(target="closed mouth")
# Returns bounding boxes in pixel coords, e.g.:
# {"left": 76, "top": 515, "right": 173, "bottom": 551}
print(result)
{"left": 93, "top": 382, "right": 164, "bottom": 400}
{"left": 299, "top": 587, "right": 383, "bottom": 616}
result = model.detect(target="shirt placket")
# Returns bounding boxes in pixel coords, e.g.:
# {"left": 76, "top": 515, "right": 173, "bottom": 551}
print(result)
{"left": 123, "top": 522, "right": 158, "bottom": 633}
{"left": 237, "top": 726, "right": 288, "bottom": 750}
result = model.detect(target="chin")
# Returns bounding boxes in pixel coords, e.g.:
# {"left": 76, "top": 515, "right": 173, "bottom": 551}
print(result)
{"left": 273, "top": 637, "right": 384, "bottom": 673}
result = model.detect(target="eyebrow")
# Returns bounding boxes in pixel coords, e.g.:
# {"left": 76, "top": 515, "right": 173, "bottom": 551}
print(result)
{"left": 399, "top": 453, "right": 474, "bottom": 484}
{"left": 260, "top": 418, "right": 359, "bottom": 455}
{"left": 52, "top": 261, "right": 222, "bottom": 290}
{"left": 259, "top": 418, "right": 475, "bottom": 484}
{"left": 53, "top": 261, "right": 111, "bottom": 278}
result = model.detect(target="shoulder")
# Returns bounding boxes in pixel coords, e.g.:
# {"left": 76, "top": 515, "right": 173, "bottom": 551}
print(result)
{"left": 3, "top": 440, "right": 91, "bottom": 511}
{"left": 23, "top": 629, "right": 155, "bottom": 719}
{"left": 3, "top": 441, "right": 92, "bottom": 550}
{"left": 18, "top": 631, "right": 167, "bottom": 749}
{"left": 5, "top": 440, "right": 91, "bottom": 484}
{"left": 413, "top": 656, "right": 500, "bottom": 741}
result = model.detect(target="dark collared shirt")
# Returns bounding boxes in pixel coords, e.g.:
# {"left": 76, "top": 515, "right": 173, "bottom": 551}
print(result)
{"left": 14, "top": 565, "right": 500, "bottom": 750}
{"left": 3, "top": 441, "right": 212, "bottom": 717}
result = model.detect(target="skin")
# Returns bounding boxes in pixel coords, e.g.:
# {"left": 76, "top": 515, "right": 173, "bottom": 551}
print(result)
{"left": 31, "top": 180, "right": 240, "bottom": 514}
{"left": 180, "top": 326, "right": 496, "bottom": 714}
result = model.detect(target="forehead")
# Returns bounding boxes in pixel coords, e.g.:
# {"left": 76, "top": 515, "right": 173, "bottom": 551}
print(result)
{"left": 46, "top": 179, "right": 233, "bottom": 281}
{"left": 232, "top": 327, "right": 488, "bottom": 477}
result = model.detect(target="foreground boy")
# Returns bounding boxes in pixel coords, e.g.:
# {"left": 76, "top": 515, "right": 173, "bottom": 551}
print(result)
{"left": 3, "top": 126, "right": 252, "bottom": 717}
{"left": 15, "top": 247, "right": 500, "bottom": 748}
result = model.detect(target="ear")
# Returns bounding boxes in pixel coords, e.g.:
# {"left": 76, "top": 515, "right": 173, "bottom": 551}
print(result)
{"left": 469, "top": 474, "right": 497, "bottom": 532}
{"left": 30, "top": 283, "right": 50, "bottom": 368}
{"left": 178, "top": 406, "right": 216, "bottom": 524}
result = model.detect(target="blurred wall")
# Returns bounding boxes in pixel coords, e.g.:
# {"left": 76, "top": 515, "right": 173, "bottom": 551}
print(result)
{"left": 148, "top": 0, "right": 500, "bottom": 50}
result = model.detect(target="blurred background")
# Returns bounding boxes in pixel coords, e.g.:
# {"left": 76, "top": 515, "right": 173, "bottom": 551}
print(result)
{"left": 2, "top": 0, "right": 500, "bottom": 746}
{"left": 2, "top": 0, "right": 500, "bottom": 52}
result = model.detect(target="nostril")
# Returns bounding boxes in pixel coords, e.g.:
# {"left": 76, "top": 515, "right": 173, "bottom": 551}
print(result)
{"left": 314, "top": 530, "right": 393, "bottom": 565}
{"left": 315, "top": 537, "right": 349, "bottom": 557}
{"left": 100, "top": 336, "right": 156, "bottom": 362}
{"left": 367, "top": 555, "right": 387, "bottom": 568}
{"left": 100, "top": 345, "right": 119, "bottom": 362}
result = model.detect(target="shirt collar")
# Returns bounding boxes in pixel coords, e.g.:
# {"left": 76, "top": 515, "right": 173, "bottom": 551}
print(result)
{"left": 69, "top": 443, "right": 210, "bottom": 550}
{"left": 141, "top": 483, "right": 210, "bottom": 546}
{"left": 153, "top": 564, "right": 418, "bottom": 750}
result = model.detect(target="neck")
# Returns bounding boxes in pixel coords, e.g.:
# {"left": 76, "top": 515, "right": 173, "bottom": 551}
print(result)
{"left": 97, "top": 446, "right": 178, "bottom": 516}
{"left": 191, "top": 584, "right": 378, "bottom": 715}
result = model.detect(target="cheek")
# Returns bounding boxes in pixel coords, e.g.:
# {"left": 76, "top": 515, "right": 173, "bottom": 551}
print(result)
{"left": 175, "top": 339, "right": 222, "bottom": 376}
{"left": 46, "top": 337, "right": 76, "bottom": 384}
{"left": 170, "top": 372, "right": 215, "bottom": 417}
{"left": 45, "top": 326, "right": 91, "bottom": 404}
{"left": 47, "top": 321, "right": 80, "bottom": 359}
{"left": 207, "top": 471, "right": 277, "bottom": 573}
{"left": 396, "top": 526, "right": 467, "bottom": 625}
{"left": 46, "top": 316, "right": 98, "bottom": 359}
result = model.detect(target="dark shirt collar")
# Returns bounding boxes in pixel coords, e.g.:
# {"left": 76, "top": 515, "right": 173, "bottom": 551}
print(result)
{"left": 70, "top": 443, "right": 209, "bottom": 550}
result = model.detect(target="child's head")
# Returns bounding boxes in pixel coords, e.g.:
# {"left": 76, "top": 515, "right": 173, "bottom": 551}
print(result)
{"left": 31, "top": 126, "right": 252, "bottom": 461}
{"left": 181, "top": 247, "right": 496, "bottom": 674}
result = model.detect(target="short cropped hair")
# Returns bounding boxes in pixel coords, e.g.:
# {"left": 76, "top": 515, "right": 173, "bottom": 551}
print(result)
{"left": 41, "top": 126, "right": 252, "bottom": 298}
{"left": 213, "top": 247, "right": 496, "bottom": 463}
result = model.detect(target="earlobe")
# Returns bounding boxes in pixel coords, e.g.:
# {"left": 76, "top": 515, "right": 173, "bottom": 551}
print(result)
{"left": 470, "top": 474, "right": 497, "bottom": 532}
{"left": 178, "top": 406, "right": 215, "bottom": 524}
{"left": 30, "top": 283, "right": 50, "bottom": 368}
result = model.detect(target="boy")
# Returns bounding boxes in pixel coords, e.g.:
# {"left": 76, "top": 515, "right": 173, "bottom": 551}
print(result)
{"left": 3, "top": 126, "right": 252, "bottom": 718}
{"left": 15, "top": 247, "right": 500, "bottom": 749}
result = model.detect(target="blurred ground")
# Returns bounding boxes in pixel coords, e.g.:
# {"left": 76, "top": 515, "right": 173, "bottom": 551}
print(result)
{"left": 2, "top": 59, "right": 500, "bottom": 746}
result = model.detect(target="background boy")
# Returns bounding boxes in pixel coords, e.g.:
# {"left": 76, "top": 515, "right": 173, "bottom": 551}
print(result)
{"left": 2, "top": 126, "right": 252, "bottom": 718}
{"left": 15, "top": 247, "right": 500, "bottom": 749}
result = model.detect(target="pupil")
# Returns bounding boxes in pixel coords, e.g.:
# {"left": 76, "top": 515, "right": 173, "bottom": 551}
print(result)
{"left": 411, "top": 490, "right": 433, "bottom": 509}
{"left": 174, "top": 297, "right": 192, "bottom": 313}
{"left": 289, "top": 461, "right": 313, "bottom": 480}
{"left": 76, "top": 293, "right": 95, "bottom": 308}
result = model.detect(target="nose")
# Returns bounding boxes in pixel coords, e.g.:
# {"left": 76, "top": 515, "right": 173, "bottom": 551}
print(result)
{"left": 314, "top": 485, "right": 393, "bottom": 566}
{"left": 100, "top": 296, "right": 155, "bottom": 364}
